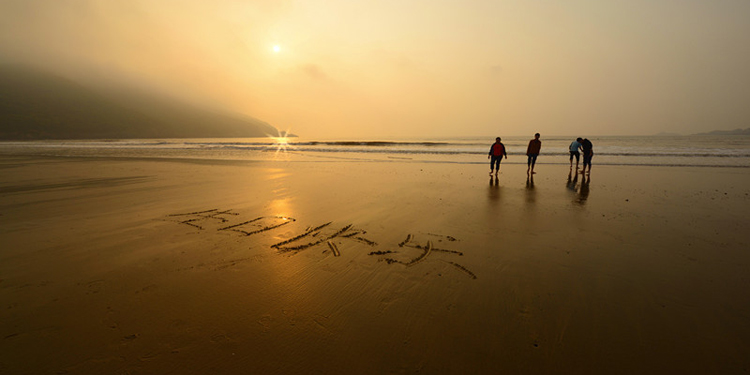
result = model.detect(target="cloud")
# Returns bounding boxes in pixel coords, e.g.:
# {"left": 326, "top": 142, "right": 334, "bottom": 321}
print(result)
{"left": 300, "top": 64, "right": 327, "bottom": 80}
{"left": 489, "top": 65, "right": 503, "bottom": 74}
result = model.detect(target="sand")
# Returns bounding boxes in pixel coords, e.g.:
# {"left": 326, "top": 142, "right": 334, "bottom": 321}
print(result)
{"left": 1, "top": 154, "right": 749, "bottom": 374}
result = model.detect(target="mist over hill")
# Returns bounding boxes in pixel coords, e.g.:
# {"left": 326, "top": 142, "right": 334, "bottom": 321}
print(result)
{"left": 0, "top": 65, "right": 281, "bottom": 140}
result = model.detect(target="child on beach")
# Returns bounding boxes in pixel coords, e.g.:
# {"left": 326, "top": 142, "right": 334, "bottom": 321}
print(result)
{"left": 569, "top": 137, "right": 583, "bottom": 169}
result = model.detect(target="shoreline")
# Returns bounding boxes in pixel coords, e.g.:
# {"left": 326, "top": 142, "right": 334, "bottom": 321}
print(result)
{"left": 2, "top": 151, "right": 749, "bottom": 170}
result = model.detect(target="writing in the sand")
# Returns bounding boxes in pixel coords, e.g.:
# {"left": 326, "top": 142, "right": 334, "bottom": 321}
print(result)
{"left": 166, "top": 209, "right": 475, "bottom": 279}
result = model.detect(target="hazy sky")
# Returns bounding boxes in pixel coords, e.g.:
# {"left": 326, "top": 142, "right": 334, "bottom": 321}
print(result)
{"left": 2, "top": 0, "right": 749, "bottom": 138}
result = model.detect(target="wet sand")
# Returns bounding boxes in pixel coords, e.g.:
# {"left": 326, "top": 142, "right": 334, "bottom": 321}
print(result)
{"left": 1, "top": 155, "right": 749, "bottom": 374}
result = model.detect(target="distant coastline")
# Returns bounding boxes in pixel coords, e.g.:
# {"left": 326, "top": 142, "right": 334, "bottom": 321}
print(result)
{"left": 693, "top": 128, "right": 750, "bottom": 136}
{"left": 652, "top": 128, "right": 750, "bottom": 137}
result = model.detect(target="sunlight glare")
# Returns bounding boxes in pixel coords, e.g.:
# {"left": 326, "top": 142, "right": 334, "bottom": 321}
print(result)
{"left": 272, "top": 44, "right": 281, "bottom": 53}
{"left": 274, "top": 136, "right": 289, "bottom": 146}
{"left": 272, "top": 135, "right": 290, "bottom": 157}
{"left": 266, "top": 128, "right": 294, "bottom": 160}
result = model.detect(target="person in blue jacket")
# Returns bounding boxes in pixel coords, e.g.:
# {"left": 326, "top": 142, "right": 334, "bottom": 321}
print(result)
{"left": 569, "top": 137, "right": 583, "bottom": 169}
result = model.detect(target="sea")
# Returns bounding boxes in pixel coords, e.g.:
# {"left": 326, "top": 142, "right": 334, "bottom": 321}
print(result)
{"left": 1, "top": 135, "right": 749, "bottom": 168}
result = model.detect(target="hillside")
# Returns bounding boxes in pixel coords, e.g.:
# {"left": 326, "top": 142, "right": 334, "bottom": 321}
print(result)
{"left": 694, "top": 128, "right": 750, "bottom": 136}
{"left": 0, "top": 65, "right": 281, "bottom": 139}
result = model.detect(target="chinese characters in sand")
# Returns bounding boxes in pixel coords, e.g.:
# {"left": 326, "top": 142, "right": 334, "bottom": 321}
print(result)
{"left": 166, "top": 209, "right": 475, "bottom": 279}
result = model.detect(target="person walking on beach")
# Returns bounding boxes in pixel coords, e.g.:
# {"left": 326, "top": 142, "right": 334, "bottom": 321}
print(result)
{"left": 569, "top": 137, "right": 583, "bottom": 169}
{"left": 526, "top": 133, "right": 541, "bottom": 175}
{"left": 488, "top": 137, "right": 508, "bottom": 177}
{"left": 581, "top": 138, "right": 594, "bottom": 175}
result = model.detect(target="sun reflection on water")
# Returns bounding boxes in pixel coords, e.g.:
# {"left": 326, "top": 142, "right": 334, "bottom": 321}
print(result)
{"left": 273, "top": 137, "right": 288, "bottom": 149}
{"left": 269, "top": 197, "right": 293, "bottom": 219}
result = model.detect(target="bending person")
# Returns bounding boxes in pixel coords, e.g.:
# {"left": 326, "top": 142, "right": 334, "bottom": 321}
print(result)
{"left": 569, "top": 137, "right": 583, "bottom": 169}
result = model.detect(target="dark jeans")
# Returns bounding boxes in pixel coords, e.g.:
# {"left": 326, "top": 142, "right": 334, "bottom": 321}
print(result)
{"left": 583, "top": 153, "right": 593, "bottom": 166}
{"left": 490, "top": 155, "right": 502, "bottom": 170}
{"left": 527, "top": 154, "right": 538, "bottom": 167}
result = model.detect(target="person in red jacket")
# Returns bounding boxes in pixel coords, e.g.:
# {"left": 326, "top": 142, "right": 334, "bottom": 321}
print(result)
{"left": 488, "top": 137, "right": 507, "bottom": 177}
{"left": 526, "top": 133, "right": 541, "bottom": 175}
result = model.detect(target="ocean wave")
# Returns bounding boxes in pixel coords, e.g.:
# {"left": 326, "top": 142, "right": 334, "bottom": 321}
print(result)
{"left": 6, "top": 139, "right": 749, "bottom": 158}
{"left": 186, "top": 140, "right": 457, "bottom": 147}
{"left": 3, "top": 136, "right": 749, "bottom": 167}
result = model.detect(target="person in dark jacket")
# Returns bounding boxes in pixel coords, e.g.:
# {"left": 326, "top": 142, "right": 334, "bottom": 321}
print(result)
{"left": 488, "top": 137, "right": 507, "bottom": 177}
{"left": 526, "top": 133, "right": 541, "bottom": 175}
{"left": 581, "top": 138, "right": 594, "bottom": 175}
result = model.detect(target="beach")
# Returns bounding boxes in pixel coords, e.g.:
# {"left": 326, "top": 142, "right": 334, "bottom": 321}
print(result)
{"left": 1, "top": 153, "right": 749, "bottom": 374}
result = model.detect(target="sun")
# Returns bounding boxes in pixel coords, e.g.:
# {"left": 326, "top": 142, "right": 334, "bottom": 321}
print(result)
{"left": 272, "top": 44, "right": 281, "bottom": 53}
{"left": 269, "top": 130, "right": 294, "bottom": 158}
{"left": 273, "top": 136, "right": 289, "bottom": 148}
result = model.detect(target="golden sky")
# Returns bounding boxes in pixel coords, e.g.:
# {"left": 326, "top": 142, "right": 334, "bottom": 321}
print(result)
{"left": 2, "top": 0, "right": 749, "bottom": 138}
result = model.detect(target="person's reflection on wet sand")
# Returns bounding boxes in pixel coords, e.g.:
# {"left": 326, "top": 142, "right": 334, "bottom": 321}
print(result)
{"left": 576, "top": 174, "right": 590, "bottom": 205}
{"left": 488, "top": 175, "right": 500, "bottom": 201}
{"left": 525, "top": 174, "right": 535, "bottom": 204}
{"left": 566, "top": 169, "right": 578, "bottom": 193}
